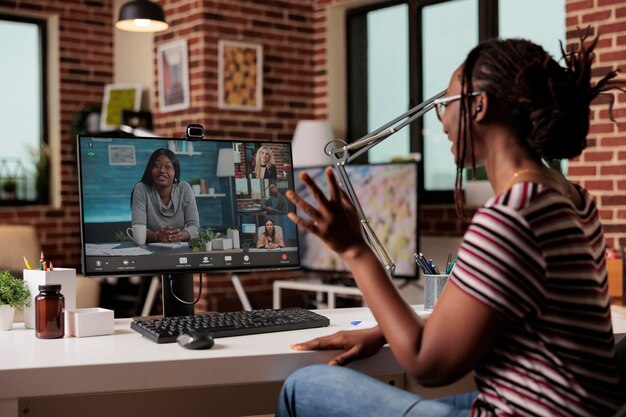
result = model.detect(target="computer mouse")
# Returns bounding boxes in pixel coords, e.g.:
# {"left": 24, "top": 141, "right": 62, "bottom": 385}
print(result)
{"left": 176, "top": 329, "right": 215, "bottom": 350}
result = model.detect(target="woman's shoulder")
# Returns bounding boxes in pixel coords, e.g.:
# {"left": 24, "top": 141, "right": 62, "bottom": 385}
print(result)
{"left": 176, "top": 181, "right": 193, "bottom": 192}
{"left": 133, "top": 181, "right": 150, "bottom": 194}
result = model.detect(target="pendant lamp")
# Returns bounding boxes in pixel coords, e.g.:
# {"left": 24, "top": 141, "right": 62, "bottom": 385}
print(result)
{"left": 116, "top": 0, "right": 169, "bottom": 33}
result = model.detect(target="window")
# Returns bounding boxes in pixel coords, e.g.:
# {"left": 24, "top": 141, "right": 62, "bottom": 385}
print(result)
{"left": 0, "top": 15, "right": 48, "bottom": 205}
{"left": 347, "top": 0, "right": 565, "bottom": 201}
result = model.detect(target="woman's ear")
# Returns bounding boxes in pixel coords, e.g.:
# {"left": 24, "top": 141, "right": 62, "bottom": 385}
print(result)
{"left": 473, "top": 93, "right": 488, "bottom": 121}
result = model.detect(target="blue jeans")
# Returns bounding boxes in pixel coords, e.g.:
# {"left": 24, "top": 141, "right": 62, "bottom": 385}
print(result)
{"left": 276, "top": 365, "right": 477, "bottom": 417}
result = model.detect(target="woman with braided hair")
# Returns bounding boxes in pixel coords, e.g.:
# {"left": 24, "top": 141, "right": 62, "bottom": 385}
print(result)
{"left": 276, "top": 30, "right": 625, "bottom": 417}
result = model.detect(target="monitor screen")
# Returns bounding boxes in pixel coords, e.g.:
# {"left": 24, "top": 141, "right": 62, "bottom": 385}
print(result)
{"left": 294, "top": 162, "right": 418, "bottom": 278}
{"left": 77, "top": 136, "right": 300, "bottom": 276}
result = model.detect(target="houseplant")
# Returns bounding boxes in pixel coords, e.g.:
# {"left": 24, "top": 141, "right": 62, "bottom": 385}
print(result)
{"left": 190, "top": 227, "right": 220, "bottom": 252}
{"left": 189, "top": 177, "right": 202, "bottom": 195}
{"left": 0, "top": 269, "right": 31, "bottom": 330}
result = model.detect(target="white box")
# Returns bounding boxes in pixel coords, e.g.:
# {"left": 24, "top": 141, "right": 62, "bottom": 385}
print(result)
{"left": 67, "top": 308, "right": 114, "bottom": 337}
{"left": 23, "top": 268, "right": 76, "bottom": 333}
{"left": 212, "top": 238, "right": 233, "bottom": 250}
{"left": 227, "top": 229, "right": 240, "bottom": 249}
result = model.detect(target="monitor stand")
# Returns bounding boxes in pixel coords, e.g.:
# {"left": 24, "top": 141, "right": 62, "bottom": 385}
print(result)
{"left": 161, "top": 273, "right": 195, "bottom": 317}
{"left": 156, "top": 272, "right": 253, "bottom": 317}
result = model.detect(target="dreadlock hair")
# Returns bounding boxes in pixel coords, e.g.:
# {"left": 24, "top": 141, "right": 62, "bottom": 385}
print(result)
{"left": 454, "top": 27, "right": 626, "bottom": 218}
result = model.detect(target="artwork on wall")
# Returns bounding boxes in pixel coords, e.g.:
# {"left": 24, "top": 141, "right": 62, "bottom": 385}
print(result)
{"left": 157, "top": 39, "right": 191, "bottom": 113}
{"left": 108, "top": 145, "right": 136, "bottom": 166}
{"left": 218, "top": 40, "right": 263, "bottom": 111}
{"left": 100, "top": 83, "right": 142, "bottom": 131}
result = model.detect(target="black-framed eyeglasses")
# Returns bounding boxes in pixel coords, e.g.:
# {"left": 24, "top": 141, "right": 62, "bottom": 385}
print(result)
{"left": 433, "top": 91, "right": 482, "bottom": 121}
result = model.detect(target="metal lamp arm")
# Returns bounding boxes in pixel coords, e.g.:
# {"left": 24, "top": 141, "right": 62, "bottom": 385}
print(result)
{"left": 328, "top": 90, "right": 445, "bottom": 164}
{"left": 325, "top": 90, "right": 445, "bottom": 276}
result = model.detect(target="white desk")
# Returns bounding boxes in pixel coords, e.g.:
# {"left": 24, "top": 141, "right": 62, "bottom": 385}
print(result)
{"left": 3, "top": 305, "right": 626, "bottom": 417}
{"left": 0, "top": 307, "right": 422, "bottom": 417}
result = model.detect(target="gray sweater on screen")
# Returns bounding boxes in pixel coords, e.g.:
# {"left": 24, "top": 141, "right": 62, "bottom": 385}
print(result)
{"left": 131, "top": 181, "right": 199, "bottom": 239}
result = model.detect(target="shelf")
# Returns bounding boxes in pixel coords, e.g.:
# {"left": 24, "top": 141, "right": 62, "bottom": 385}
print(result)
{"left": 195, "top": 193, "right": 226, "bottom": 198}
{"left": 174, "top": 152, "right": 202, "bottom": 156}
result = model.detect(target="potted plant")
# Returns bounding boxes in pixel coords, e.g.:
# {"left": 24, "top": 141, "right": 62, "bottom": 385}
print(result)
{"left": 190, "top": 227, "right": 221, "bottom": 252}
{"left": 189, "top": 177, "right": 202, "bottom": 195}
{"left": 0, "top": 270, "right": 31, "bottom": 330}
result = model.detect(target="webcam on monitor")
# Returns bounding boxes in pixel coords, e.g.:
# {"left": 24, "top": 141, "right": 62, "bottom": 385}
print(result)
{"left": 185, "top": 123, "right": 204, "bottom": 140}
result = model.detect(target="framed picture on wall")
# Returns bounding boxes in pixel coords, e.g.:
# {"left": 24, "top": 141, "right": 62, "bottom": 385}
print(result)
{"left": 99, "top": 83, "right": 142, "bottom": 131}
{"left": 157, "top": 39, "right": 191, "bottom": 113}
{"left": 218, "top": 40, "right": 263, "bottom": 111}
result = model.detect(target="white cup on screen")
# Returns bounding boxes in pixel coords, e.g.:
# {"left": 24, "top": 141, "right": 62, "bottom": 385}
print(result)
{"left": 126, "top": 224, "right": 147, "bottom": 245}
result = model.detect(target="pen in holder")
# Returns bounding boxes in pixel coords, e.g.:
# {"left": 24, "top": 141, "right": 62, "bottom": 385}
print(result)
{"left": 423, "top": 273, "right": 449, "bottom": 311}
{"left": 23, "top": 268, "right": 76, "bottom": 333}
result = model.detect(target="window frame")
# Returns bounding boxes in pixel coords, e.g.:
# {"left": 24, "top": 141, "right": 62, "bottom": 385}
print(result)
{"left": 346, "top": 0, "right": 498, "bottom": 203}
{"left": 0, "top": 13, "right": 49, "bottom": 206}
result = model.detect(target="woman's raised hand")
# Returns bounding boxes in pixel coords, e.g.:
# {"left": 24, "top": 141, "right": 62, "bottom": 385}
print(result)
{"left": 286, "top": 167, "right": 367, "bottom": 258}
{"left": 291, "top": 327, "right": 386, "bottom": 366}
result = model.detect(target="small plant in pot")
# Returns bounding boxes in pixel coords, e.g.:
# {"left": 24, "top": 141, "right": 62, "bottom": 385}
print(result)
{"left": 189, "top": 227, "right": 221, "bottom": 252}
{"left": 189, "top": 177, "right": 202, "bottom": 195}
{"left": 0, "top": 270, "right": 31, "bottom": 330}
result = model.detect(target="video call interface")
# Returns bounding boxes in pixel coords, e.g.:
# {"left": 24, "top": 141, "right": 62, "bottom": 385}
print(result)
{"left": 77, "top": 136, "right": 300, "bottom": 275}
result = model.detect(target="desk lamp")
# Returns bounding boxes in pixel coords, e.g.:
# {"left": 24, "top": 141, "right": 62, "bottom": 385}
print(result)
{"left": 325, "top": 90, "right": 445, "bottom": 277}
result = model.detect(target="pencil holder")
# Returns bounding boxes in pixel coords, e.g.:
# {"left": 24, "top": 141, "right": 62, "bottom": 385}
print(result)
{"left": 23, "top": 268, "right": 76, "bottom": 333}
{"left": 423, "top": 273, "right": 449, "bottom": 311}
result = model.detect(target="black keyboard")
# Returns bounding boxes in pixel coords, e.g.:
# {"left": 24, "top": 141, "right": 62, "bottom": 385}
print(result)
{"left": 130, "top": 308, "right": 330, "bottom": 344}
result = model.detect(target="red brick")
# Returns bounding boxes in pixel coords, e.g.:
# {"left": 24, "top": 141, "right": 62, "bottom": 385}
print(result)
{"left": 599, "top": 108, "right": 626, "bottom": 119}
{"left": 619, "top": 180, "right": 626, "bottom": 190}
{"left": 600, "top": 210, "right": 614, "bottom": 220}
{"left": 566, "top": 15, "right": 579, "bottom": 26}
{"left": 585, "top": 180, "right": 614, "bottom": 190}
{"left": 566, "top": 0, "right": 594, "bottom": 12}
{"left": 601, "top": 137, "right": 626, "bottom": 147}
{"left": 589, "top": 123, "right": 616, "bottom": 134}
{"left": 582, "top": 10, "right": 612, "bottom": 24}
{"left": 603, "top": 224, "right": 626, "bottom": 233}
{"left": 599, "top": 21, "right": 626, "bottom": 35}
{"left": 618, "top": 210, "right": 626, "bottom": 219}
{"left": 568, "top": 166, "right": 597, "bottom": 176}
{"left": 584, "top": 151, "right": 614, "bottom": 162}
{"left": 602, "top": 195, "right": 626, "bottom": 206}
{"left": 601, "top": 165, "right": 626, "bottom": 175}
{"left": 598, "top": 0, "right": 626, "bottom": 6}
{"left": 599, "top": 50, "right": 626, "bottom": 63}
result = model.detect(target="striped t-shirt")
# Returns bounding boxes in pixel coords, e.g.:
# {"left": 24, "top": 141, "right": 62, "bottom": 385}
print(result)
{"left": 450, "top": 182, "right": 623, "bottom": 417}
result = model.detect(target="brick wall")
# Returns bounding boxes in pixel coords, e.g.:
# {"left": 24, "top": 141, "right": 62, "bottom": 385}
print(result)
{"left": 152, "top": 0, "right": 315, "bottom": 139}
{"left": 566, "top": 0, "right": 626, "bottom": 249}
{"left": 0, "top": 0, "right": 114, "bottom": 269}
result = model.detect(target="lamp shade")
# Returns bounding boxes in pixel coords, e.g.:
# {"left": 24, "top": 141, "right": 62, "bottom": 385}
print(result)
{"left": 291, "top": 120, "right": 333, "bottom": 168}
{"left": 216, "top": 148, "right": 236, "bottom": 177}
{"left": 116, "top": 0, "right": 169, "bottom": 33}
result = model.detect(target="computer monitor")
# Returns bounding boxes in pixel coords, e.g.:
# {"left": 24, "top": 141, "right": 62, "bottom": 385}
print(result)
{"left": 77, "top": 135, "right": 300, "bottom": 316}
{"left": 294, "top": 162, "right": 419, "bottom": 279}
